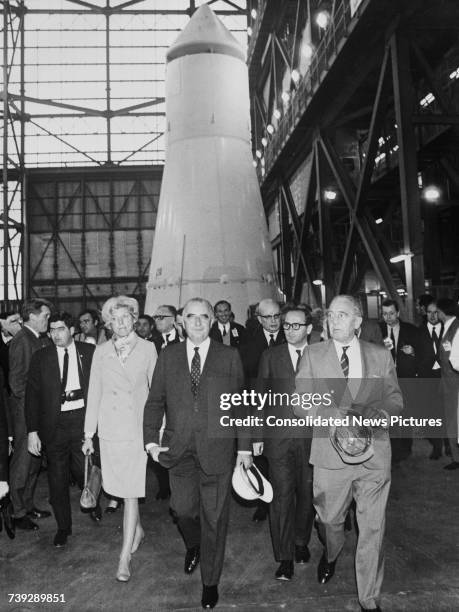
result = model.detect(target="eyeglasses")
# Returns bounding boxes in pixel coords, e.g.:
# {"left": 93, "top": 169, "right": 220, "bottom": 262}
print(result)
{"left": 259, "top": 314, "right": 280, "bottom": 320}
{"left": 326, "top": 311, "right": 351, "bottom": 321}
{"left": 153, "top": 315, "right": 174, "bottom": 321}
{"left": 282, "top": 322, "right": 308, "bottom": 330}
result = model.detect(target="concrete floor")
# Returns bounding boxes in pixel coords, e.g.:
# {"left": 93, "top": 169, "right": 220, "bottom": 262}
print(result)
{"left": 1, "top": 439, "right": 459, "bottom": 612}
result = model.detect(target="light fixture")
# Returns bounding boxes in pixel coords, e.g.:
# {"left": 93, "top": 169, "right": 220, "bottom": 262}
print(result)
{"left": 252, "top": 160, "right": 257, "bottom": 167}
{"left": 266, "top": 124, "right": 274, "bottom": 134}
{"left": 250, "top": 8, "right": 257, "bottom": 19}
{"left": 273, "top": 108, "right": 281, "bottom": 119}
{"left": 324, "top": 189, "right": 337, "bottom": 201}
{"left": 390, "top": 252, "right": 414, "bottom": 263}
{"left": 375, "top": 217, "right": 383, "bottom": 224}
{"left": 291, "top": 69, "right": 300, "bottom": 84}
{"left": 256, "top": 149, "right": 262, "bottom": 158}
{"left": 301, "top": 42, "right": 314, "bottom": 61}
{"left": 281, "top": 91, "right": 290, "bottom": 103}
{"left": 423, "top": 185, "right": 441, "bottom": 202}
{"left": 261, "top": 137, "right": 267, "bottom": 147}
{"left": 315, "top": 10, "right": 331, "bottom": 29}
{"left": 260, "top": 157, "right": 265, "bottom": 167}
{"left": 312, "top": 279, "right": 323, "bottom": 286}
{"left": 247, "top": 26, "right": 253, "bottom": 36}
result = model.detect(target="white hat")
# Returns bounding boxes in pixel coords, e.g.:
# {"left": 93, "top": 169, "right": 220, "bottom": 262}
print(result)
{"left": 232, "top": 463, "right": 273, "bottom": 503}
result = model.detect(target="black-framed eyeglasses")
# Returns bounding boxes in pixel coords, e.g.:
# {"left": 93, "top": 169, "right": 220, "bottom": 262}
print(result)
{"left": 259, "top": 314, "right": 280, "bottom": 320}
{"left": 282, "top": 322, "right": 308, "bottom": 330}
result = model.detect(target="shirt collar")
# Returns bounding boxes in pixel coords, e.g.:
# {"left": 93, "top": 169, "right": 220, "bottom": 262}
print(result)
{"left": 333, "top": 335, "right": 359, "bottom": 352}
{"left": 24, "top": 323, "right": 40, "bottom": 338}
{"left": 186, "top": 336, "right": 210, "bottom": 351}
{"left": 56, "top": 340, "right": 75, "bottom": 354}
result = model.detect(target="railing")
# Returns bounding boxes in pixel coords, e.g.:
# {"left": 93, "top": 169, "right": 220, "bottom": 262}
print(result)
{"left": 259, "top": 0, "right": 358, "bottom": 178}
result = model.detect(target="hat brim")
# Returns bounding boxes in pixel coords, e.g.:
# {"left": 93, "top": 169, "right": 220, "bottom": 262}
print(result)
{"left": 232, "top": 464, "right": 273, "bottom": 503}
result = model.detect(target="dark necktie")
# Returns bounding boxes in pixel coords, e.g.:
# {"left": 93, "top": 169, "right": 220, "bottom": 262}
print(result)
{"left": 62, "top": 348, "right": 69, "bottom": 394}
{"left": 222, "top": 326, "right": 227, "bottom": 337}
{"left": 190, "top": 347, "right": 201, "bottom": 397}
{"left": 165, "top": 333, "right": 170, "bottom": 345}
{"left": 340, "top": 345, "right": 350, "bottom": 379}
{"left": 269, "top": 334, "right": 275, "bottom": 347}
{"left": 295, "top": 349, "right": 302, "bottom": 374}
{"left": 431, "top": 327, "right": 439, "bottom": 356}
{"left": 390, "top": 327, "right": 396, "bottom": 362}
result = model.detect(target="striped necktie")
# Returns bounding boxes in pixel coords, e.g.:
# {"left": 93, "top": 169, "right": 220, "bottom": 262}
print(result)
{"left": 190, "top": 347, "right": 200, "bottom": 397}
{"left": 340, "top": 345, "right": 350, "bottom": 379}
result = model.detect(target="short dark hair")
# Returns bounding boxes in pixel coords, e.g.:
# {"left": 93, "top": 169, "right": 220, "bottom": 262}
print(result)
{"left": 78, "top": 309, "right": 100, "bottom": 325}
{"left": 417, "top": 293, "right": 435, "bottom": 309}
{"left": 49, "top": 311, "right": 74, "bottom": 330}
{"left": 437, "top": 298, "right": 458, "bottom": 317}
{"left": 138, "top": 314, "right": 154, "bottom": 327}
{"left": 381, "top": 299, "right": 399, "bottom": 312}
{"left": 21, "top": 299, "right": 53, "bottom": 322}
{"left": 281, "top": 303, "right": 312, "bottom": 325}
{"left": 214, "top": 300, "right": 231, "bottom": 311}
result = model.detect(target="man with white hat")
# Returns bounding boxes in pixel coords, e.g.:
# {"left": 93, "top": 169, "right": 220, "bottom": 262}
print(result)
{"left": 296, "top": 295, "right": 403, "bottom": 612}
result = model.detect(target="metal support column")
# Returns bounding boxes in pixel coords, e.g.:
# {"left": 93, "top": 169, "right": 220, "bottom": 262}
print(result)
{"left": 391, "top": 30, "right": 425, "bottom": 320}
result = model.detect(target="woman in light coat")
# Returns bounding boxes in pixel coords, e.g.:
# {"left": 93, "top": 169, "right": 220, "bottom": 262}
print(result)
{"left": 82, "top": 296, "right": 157, "bottom": 581}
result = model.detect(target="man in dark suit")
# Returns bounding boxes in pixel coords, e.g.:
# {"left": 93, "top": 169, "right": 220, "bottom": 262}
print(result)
{"left": 239, "top": 298, "right": 285, "bottom": 522}
{"left": 9, "top": 299, "right": 53, "bottom": 530}
{"left": 255, "top": 305, "right": 320, "bottom": 581}
{"left": 26, "top": 312, "right": 95, "bottom": 546}
{"left": 379, "top": 299, "right": 420, "bottom": 462}
{"left": 209, "top": 300, "right": 246, "bottom": 347}
{"left": 416, "top": 298, "right": 445, "bottom": 459}
{"left": 144, "top": 297, "right": 252, "bottom": 610}
{"left": 151, "top": 305, "right": 182, "bottom": 354}
{"left": 357, "top": 319, "right": 383, "bottom": 344}
{"left": 297, "top": 295, "right": 403, "bottom": 612}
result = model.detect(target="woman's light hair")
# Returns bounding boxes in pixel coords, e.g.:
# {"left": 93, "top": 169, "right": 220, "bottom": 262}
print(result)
{"left": 101, "top": 295, "right": 139, "bottom": 325}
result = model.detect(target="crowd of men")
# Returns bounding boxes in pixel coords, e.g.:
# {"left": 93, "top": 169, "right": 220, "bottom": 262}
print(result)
{"left": 0, "top": 292, "right": 458, "bottom": 611}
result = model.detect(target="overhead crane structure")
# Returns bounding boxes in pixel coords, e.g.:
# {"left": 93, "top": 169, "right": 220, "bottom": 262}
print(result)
{"left": 248, "top": 0, "right": 459, "bottom": 320}
{"left": 0, "top": 0, "right": 248, "bottom": 306}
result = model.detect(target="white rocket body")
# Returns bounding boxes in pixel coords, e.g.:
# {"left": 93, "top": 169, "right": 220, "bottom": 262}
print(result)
{"left": 145, "top": 5, "right": 277, "bottom": 321}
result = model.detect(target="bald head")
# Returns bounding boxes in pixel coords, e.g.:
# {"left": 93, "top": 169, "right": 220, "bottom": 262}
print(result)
{"left": 257, "top": 299, "right": 281, "bottom": 333}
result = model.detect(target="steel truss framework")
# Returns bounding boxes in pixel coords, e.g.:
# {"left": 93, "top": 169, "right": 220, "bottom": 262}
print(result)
{"left": 1, "top": 0, "right": 248, "bottom": 302}
{"left": 248, "top": 0, "right": 459, "bottom": 319}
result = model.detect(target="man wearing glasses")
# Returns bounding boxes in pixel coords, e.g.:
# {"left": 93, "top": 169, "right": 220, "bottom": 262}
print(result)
{"left": 239, "top": 298, "right": 285, "bottom": 522}
{"left": 255, "top": 305, "right": 320, "bottom": 581}
{"left": 151, "top": 305, "right": 182, "bottom": 354}
{"left": 296, "top": 295, "right": 402, "bottom": 612}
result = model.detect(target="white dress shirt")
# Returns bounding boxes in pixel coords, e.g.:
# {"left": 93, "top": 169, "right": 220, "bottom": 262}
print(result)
{"left": 263, "top": 329, "right": 279, "bottom": 345}
{"left": 288, "top": 343, "right": 308, "bottom": 370}
{"left": 427, "top": 322, "right": 442, "bottom": 369}
{"left": 57, "top": 341, "right": 84, "bottom": 411}
{"left": 186, "top": 337, "right": 210, "bottom": 372}
{"left": 333, "top": 336, "right": 362, "bottom": 379}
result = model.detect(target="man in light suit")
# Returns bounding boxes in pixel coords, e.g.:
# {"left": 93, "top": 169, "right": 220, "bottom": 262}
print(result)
{"left": 144, "top": 297, "right": 252, "bottom": 610}
{"left": 26, "top": 312, "right": 95, "bottom": 546}
{"left": 296, "top": 295, "right": 403, "bottom": 612}
{"left": 9, "top": 299, "right": 53, "bottom": 530}
{"left": 255, "top": 305, "right": 320, "bottom": 581}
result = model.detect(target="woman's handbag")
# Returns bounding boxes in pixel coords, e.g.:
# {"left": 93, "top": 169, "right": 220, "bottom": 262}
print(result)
{"left": 80, "top": 454, "right": 102, "bottom": 510}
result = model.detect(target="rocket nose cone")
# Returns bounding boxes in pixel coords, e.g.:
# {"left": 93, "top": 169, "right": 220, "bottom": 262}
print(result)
{"left": 167, "top": 4, "right": 245, "bottom": 63}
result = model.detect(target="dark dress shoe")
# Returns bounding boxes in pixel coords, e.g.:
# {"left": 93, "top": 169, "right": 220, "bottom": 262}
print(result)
{"left": 295, "top": 544, "right": 310, "bottom": 564}
{"left": 444, "top": 461, "right": 459, "bottom": 470}
{"left": 104, "top": 501, "right": 122, "bottom": 514}
{"left": 317, "top": 552, "right": 336, "bottom": 584}
{"left": 155, "top": 488, "right": 171, "bottom": 500}
{"left": 90, "top": 505, "right": 102, "bottom": 522}
{"left": 14, "top": 515, "right": 39, "bottom": 530}
{"left": 53, "top": 529, "right": 70, "bottom": 547}
{"left": 184, "top": 545, "right": 200, "bottom": 574}
{"left": 27, "top": 507, "right": 51, "bottom": 519}
{"left": 0, "top": 502, "right": 15, "bottom": 539}
{"left": 201, "top": 585, "right": 218, "bottom": 609}
{"left": 275, "top": 560, "right": 294, "bottom": 580}
{"left": 252, "top": 505, "right": 268, "bottom": 522}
